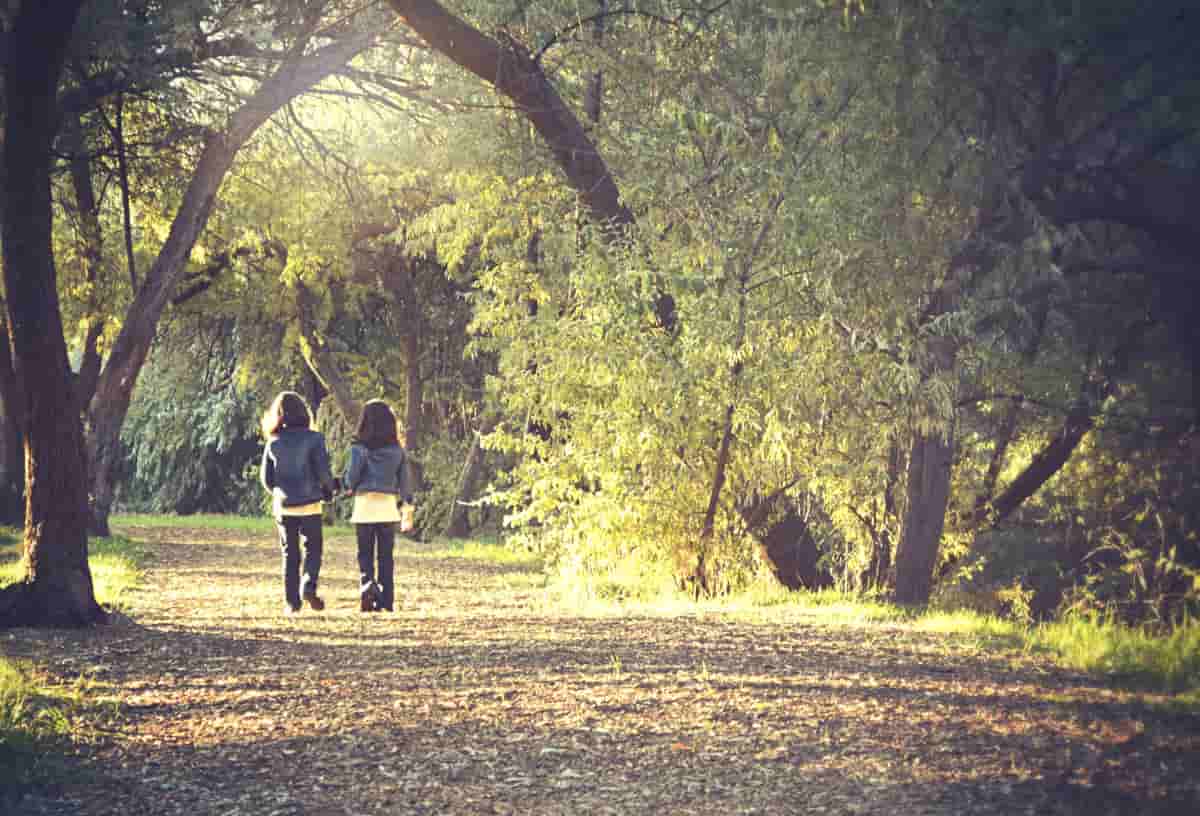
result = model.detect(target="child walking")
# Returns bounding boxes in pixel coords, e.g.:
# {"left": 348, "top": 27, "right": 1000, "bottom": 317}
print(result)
{"left": 342, "top": 400, "right": 413, "bottom": 612}
{"left": 260, "top": 391, "right": 336, "bottom": 614}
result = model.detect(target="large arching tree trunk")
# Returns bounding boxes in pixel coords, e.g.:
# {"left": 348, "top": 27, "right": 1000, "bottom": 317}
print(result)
{"left": 0, "top": 0, "right": 105, "bottom": 628}
{"left": 85, "top": 31, "right": 377, "bottom": 536}
{"left": 387, "top": 0, "right": 674, "bottom": 329}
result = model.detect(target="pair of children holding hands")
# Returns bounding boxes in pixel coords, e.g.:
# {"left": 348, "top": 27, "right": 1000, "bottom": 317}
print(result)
{"left": 259, "top": 392, "right": 414, "bottom": 614}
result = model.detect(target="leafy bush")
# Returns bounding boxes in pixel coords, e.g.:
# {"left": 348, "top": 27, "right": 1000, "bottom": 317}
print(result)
{"left": 933, "top": 527, "right": 1066, "bottom": 621}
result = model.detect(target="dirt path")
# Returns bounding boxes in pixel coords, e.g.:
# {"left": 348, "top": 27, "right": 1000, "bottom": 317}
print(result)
{"left": 4, "top": 524, "right": 1199, "bottom": 815}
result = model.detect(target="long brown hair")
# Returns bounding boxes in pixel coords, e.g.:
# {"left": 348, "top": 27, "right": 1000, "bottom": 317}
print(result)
{"left": 354, "top": 399, "right": 400, "bottom": 449}
{"left": 261, "top": 391, "right": 311, "bottom": 437}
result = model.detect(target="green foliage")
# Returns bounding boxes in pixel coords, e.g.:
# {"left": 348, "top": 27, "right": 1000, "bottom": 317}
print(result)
{"left": 463, "top": 2, "right": 965, "bottom": 597}
{"left": 935, "top": 528, "right": 1067, "bottom": 621}
{"left": 118, "top": 317, "right": 264, "bottom": 516}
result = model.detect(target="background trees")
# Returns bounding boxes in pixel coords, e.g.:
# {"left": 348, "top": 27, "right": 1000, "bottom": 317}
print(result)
{"left": 3, "top": 0, "right": 1195, "bottom": 626}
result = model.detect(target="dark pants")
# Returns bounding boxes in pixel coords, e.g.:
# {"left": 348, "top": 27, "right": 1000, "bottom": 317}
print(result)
{"left": 276, "top": 514, "right": 323, "bottom": 609}
{"left": 356, "top": 522, "right": 395, "bottom": 610}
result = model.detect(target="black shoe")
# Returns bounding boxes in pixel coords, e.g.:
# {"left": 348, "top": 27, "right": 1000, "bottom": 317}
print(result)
{"left": 360, "top": 583, "right": 379, "bottom": 612}
{"left": 302, "top": 589, "right": 325, "bottom": 611}
{"left": 284, "top": 603, "right": 301, "bottom": 615}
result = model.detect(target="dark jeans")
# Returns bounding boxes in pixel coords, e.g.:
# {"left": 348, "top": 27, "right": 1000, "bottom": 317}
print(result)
{"left": 276, "top": 514, "right": 323, "bottom": 609}
{"left": 356, "top": 522, "right": 395, "bottom": 610}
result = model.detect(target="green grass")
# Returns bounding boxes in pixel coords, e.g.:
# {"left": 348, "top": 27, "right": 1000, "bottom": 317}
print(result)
{"left": 0, "top": 660, "right": 104, "bottom": 794}
{"left": 0, "top": 525, "right": 141, "bottom": 796}
{"left": 418, "top": 536, "right": 544, "bottom": 568}
{"left": 112, "top": 512, "right": 352, "bottom": 533}
{"left": 731, "top": 586, "right": 1198, "bottom": 700}
{"left": 1029, "top": 614, "right": 1200, "bottom": 697}
{"left": 543, "top": 558, "right": 1198, "bottom": 701}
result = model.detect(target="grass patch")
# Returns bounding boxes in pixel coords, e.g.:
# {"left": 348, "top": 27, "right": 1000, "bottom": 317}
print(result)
{"left": 0, "top": 660, "right": 105, "bottom": 795}
{"left": 0, "top": 527, "right": 134, "bottom": 799}
{"left": 113, "top": 512, "right": 352, "bottom": 534}
{"left": 548, "top": 560, "right": 1198, "bottom": 700}
{"left": 113, "top": 512, "right": 278, "bottom": 534}
{"left": 418, "top": 537, "right": 543, "bottom": 568}
{"left": 1029, "top": 614, "right": 1200, "bottom": 695}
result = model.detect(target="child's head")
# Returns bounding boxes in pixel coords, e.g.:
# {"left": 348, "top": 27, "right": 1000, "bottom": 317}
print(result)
{"left": 261, "top": 391, "right": 312, "bottom": 437}
{"left": 354, "top": 399, "right": 400, "bottom": 449}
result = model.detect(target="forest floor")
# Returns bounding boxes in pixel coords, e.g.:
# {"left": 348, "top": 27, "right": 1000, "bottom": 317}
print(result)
{"left": 4, "top": 523, "right": 1200, "bottom": 816}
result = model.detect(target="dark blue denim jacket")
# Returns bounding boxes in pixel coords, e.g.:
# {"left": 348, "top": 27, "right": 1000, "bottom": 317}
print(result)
{"left": 342, "top": 443, "right": 411, "bottom": 500}
{"left": 260, "top": 428, "right": 335, "bottom": 508}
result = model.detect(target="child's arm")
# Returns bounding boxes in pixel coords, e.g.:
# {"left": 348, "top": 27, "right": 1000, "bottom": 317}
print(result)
{"left": 313, "top": 435, "right": 336, "bottom": 501}
{"left": 343, "top": 444, "right": 365, "bottom": 494}
{"left": 260, "top": 442, "right": 275, "bottom": 492}
{"left": 396, "top": 448, "right": 413, "bottom": 504}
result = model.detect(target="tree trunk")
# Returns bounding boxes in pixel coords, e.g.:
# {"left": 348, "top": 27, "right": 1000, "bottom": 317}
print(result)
{"left": 693, "top": 402, "right": 736, "bottom": 595}
{"left": 966, "top": 327, "right": 1142, "bottom": 533}
{"left": 403, "top": 324, "right": 423, "bottom": 451}
{"left": 444, "top": 419, "right": 494, "bottom": 539}
{"left": 85, "top": 31, "right": 376, "bottom": 536}
{"left": 0, "top": 0, "right": 104, "bottom": 628}
{"left": 890, "top": 172, "right": 1021, "bottom": 604}
{"left": 63, "top": 112, "right": 107, "bottom": 409}
{"left": 295, "top": 280, "right": 363, "bottom": 424}
{"left": 860, "top": 440, "right": 902, "bottom": 592}
{"left": 0, "top": 402, "right": 24, "bottom": 527}
{"left": 894, "top": 411, "right": 955, "bottom": 606}
{"left": 0, "top": 316, "right": 24, "bottom": 526}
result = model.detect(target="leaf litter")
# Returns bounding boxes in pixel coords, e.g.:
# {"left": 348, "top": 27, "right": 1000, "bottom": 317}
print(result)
{"left": 3, "top": 523, "right": 1198, "bottom": 815}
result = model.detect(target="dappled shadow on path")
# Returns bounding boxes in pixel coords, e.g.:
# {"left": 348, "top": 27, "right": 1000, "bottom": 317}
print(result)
{"left": 4, "top": 527, "right": 1198, "bottom": 815}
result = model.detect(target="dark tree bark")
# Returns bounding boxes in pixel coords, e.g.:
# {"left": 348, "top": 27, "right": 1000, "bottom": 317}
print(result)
{"left": 379, "top": 255, "right": 426, "bottom": 452}
{"left": 739, "top": 490, "right": 828, "bottom": 591}
{"left": 0, "top": 322, "right": 24, "bottom": 526}
{"left": 402, "top": 320, "right": 423, "bottom": 451}
{"left": 63, "top": 112, "right": 105, "bottom": 408}
{"left": 892, "top": 171, "right": 1025, "bottom": 605}
{"left": 966, "top": 326, "right": 1144, "bottom": 533}
{"left": 388, "top": 0, "right": 630, "bottom": 227}
{"left": 0, "top": 0, "right": 104, "bottom": 628}
{"left": 85, "top": 30, "right": 376, "bottom": 536}
{"left": 859, "top": 440, "right": 902, "bottom": 592}
{"left": 894, "top": 402, "right": 955, "bottom": 606}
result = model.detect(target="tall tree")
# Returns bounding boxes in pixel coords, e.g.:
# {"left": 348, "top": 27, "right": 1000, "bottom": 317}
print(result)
{"left": 85, "top": 14, "right": 381, "bottom": 535}
{"left": 0, "top": 0, "right": 103, "bottom": 627}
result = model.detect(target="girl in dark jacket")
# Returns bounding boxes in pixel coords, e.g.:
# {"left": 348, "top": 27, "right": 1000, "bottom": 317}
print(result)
{"left": 342, "top": 400, "right": 412, "bottom": 612}
{"left": 260, "top": 391, "right": 336, "bottom": 614}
